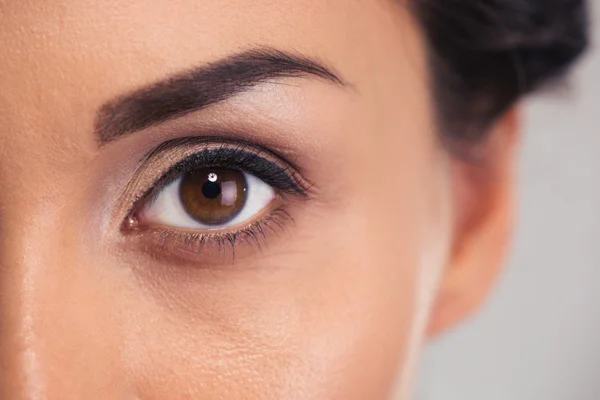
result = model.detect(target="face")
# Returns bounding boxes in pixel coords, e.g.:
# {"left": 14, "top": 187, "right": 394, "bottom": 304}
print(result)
{"left": 0, "top": 1, "right": 516, "bottom": 399}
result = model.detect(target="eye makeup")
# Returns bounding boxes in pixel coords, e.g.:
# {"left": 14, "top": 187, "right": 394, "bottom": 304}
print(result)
{"left": 138, "top": 137, "right": 309, "bottom": 204}
{"left": 118, "top": 136, "right": 313, "bottom": 266}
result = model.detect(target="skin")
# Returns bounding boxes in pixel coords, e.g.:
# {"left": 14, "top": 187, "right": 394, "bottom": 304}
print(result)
{"left": 0, "top": 1, "right": 518, "bottom": 399}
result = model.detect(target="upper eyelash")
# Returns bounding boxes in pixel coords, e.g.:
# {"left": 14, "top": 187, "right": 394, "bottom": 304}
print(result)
{"left": 132, "top": 140, "right": 310, "bottom": 212}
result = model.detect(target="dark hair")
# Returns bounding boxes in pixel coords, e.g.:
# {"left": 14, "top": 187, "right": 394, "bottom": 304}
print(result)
{"left": 411, "top": 0, "right": 589, "bottom": 144}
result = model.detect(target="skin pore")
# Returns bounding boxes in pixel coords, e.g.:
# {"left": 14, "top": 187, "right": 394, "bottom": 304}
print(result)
{"left": 0, "top": 1, "right": 516, "bottom": 399}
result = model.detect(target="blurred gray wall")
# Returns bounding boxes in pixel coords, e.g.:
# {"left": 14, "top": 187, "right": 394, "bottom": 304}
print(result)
{"left": 417, "top": 4, "right": 600, "bottom": 399}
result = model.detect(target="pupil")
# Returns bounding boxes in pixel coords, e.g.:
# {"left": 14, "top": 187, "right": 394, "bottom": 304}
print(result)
{"left": 202, "top": 181, "right": 221, "bottom": 199}
{"left": 179, "top": 168, "right": 248, "bottom": 226}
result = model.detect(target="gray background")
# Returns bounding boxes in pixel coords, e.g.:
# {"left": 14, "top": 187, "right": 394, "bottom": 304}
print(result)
{"left": 417, "top": 4, "right": 599, "bottom": 400}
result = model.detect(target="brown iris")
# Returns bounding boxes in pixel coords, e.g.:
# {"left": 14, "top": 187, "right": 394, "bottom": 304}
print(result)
{"left": 179, "top": 168, "right": 247, "bottom": 225}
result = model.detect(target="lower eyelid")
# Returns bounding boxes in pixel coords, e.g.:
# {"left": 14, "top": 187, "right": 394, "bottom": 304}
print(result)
{"left": 121, "top": 206, "right": 294, "bottom": 267}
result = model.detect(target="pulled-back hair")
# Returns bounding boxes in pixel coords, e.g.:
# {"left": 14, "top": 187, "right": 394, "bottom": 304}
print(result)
{"left": 412, "top": 0, "right": 589, "bottom": 143}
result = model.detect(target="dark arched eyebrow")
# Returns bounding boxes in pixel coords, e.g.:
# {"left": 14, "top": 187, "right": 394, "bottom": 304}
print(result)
{"left": 94, "top": 48, "right": 345, "bottom": 145}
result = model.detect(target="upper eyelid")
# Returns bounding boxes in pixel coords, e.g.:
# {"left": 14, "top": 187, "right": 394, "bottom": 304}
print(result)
{"left": 142, "top": 138, "right": 307, "bottom": 185}
{"left": 130, "top": 138, "right": 311, "bottom": 211}
{"left": 155, "top": 148, "right": 306, "bottom": 193}
{"left": 141, "top": 136, "right": 304, "bottom": 172}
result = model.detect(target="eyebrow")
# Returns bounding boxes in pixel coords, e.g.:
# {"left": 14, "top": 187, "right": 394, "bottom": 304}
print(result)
{"left": 94, "top": 48, "right": 345, "bottom": 145}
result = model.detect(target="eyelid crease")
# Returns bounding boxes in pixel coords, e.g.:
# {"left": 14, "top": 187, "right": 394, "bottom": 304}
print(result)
{"left": 141, "top": 136, "right": 306, "bottom": 174}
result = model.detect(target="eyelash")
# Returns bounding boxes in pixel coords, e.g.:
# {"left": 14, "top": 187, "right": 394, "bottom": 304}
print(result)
{"left": 142, "top": 143, "right": 308, "bottom": 205}
{"left": 122, "top": 140, "right": 310, "bottom": 263}
{"left": 141, "top": 208, "right": 295, "bottom": 262}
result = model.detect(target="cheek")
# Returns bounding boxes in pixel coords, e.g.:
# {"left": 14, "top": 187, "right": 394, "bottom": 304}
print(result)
{"left": 114, "top": 162, "right": 450, "bottom": 400}
{"left": 117, "top": 227, "right": 420, "bottom": 400}
{"left": 110, "top": 122, "right": 454, "bottom": 400}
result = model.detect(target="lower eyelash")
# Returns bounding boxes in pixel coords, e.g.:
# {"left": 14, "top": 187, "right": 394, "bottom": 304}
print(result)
{"left": 130, "top": 208, "right": 294, "bottom": 264}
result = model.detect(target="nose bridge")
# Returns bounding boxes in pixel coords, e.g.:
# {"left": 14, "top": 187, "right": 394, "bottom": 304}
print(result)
{"left": 0, "top": 200, "right": 60, "bottom": 398}
{"left": 0, "top": 197, "right": 124, "bottom": 399}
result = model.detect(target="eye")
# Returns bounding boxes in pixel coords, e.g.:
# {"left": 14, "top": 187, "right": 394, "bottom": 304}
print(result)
{"left": 120, "top": 140, "right": 311, "bottom": 263}
{"left": 138, "top": 167, "right": 277, "bottom": 230}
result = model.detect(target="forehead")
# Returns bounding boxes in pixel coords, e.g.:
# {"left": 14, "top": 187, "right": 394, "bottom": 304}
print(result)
{"left": 0, "top": 1, "right": 425, "bottom": 157}
{"left": 0, "top": 0, "right": 403, "bottom": 84}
